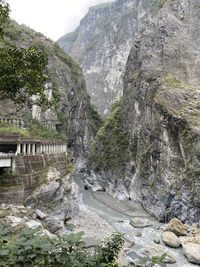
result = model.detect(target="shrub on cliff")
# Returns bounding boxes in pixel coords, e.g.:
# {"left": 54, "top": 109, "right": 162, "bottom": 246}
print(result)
{"left": 88, "top": 99, "right": 129, "bottom": 176}
{"left": 0, "top": 0, "right": 52, "bottom": 108}
{"left": 0, "top": 222, "right": 124, "bottom": 267}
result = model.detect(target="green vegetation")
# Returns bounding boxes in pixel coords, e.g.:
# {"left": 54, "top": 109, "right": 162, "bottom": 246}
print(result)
{"left": 0, "top": 1, "right": 53, "bottom": 108}
{"left": 0, "top": 169, "right": 20, "bottom": 187}
{"left": 0, "top": 223, "right": 124, "bottom": 267}
{"left": 58, "top": 28, "right": 79, "bottom": 49}
{"left": 28, "top": 119, "right": 66, "bottom": 141}
{"left": 0, "top": 209, "right": 10, "bottom": 218}
{"left": 54, "top": 43, "right": 81, "bottom": 75}
{"left": 0, "top": 0, "right": 9, "bottom": 38}
{"left": 0, "top": 44, "right": 49, "bottom": 106}
{"left": 4, "top": 19, "right": 81, "bottom": 76}
{"left": 4, "top": 20, "right": 37, "bottom": 42}
{"left": 89, "top": 99, "right": 129, "bottom": 176}
{"left": 0, "top": 123, "right": 29, "bottom": 137}
{"left": 135, "top": 253, "right": 167, "bottom": 267}
{"left": 156, "top": 74, "right": 200, "bottom": 129}
{"left": 143, "top": 0, "right": 167, "bottom": 11}
{"left": 89, "top": 103, "right": 104, "bottom": 130}
{"left": 0, "top": 119, "right": 67, "bottom": 141}
{"left": 66, "top": 152, "right": 74, "bottom": 175}
{"left": 164, "top": 74, "right": 195, "bottom": 90}
{"left": 1, "top": 3, "right": 81, "bottom": 107}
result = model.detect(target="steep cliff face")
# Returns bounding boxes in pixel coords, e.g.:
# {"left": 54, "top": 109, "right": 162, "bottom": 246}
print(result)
{"left": 1, "top": 21, "right": 100, "bottom": 155}
{"left": 87, "top": 0, "right": 200, "bottom": 223}
{"left": 58, "top": 0, "right": 138, "bottom": 116}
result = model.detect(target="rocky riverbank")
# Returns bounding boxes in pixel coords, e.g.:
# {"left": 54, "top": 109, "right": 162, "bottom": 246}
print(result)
{"left": 73, "top": 172, "right": 200, "bottom": 267}
{"left": 68, "top": 205, "right": 115, "bottom": 247}
{"left": 1, "top": 171, "right": 199, "bottom": 266}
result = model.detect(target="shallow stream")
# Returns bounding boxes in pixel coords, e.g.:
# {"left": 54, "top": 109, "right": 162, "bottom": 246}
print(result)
{"left": 74, "top": 173, "right": 196, "bottom": 267}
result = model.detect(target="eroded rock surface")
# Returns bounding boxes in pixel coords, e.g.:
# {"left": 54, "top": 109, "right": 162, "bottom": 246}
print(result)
{"left": 87, "top": 0, "right": 200, "bottom": 223}
{"left": 25, "top": 169, "right": 80, "bottom": 222}
{"left": 1, "top": 21, "right": 100, "bottom": 156}
{"left": 58, "top": 0, "right": 140, "bottom": 116}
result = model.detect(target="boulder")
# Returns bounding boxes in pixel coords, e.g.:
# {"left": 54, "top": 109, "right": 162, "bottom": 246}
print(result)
{"left": 26, "top": 220, "right": 42, "bottom": 229}
{"left": 162, "top": 231, "right": 180, "bottom": 248}
{"left": 127, "top": 244, "right": 176, "bottom": 264}
{"left": 166, "top": 218, "right": 188, "bottom": 236}
{"left": 130, "top": 217, "right": 152, "bottom": 228}
{"left": 42, "top": 216, "right": 64, "bottom": 233}
{"left": 182, "top": 243, "right": 200, "bottom": 264}
{"left": 179, "top": 234, "right": 200, "bottom": 245}
{"left": 6, "top": 216, "right": 23, "bottom": 226}
{"left": 82, "top": 172, "right": 104, "bottom": 192}
{"left": 35, "top": 209, "right": 47, "bottom": 220}
{"left": 141, "top": 245, "right": 176, "bottom": 263}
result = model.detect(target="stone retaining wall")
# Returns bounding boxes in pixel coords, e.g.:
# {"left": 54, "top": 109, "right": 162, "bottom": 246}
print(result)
{"left": 0, "top": 153, "right": 68, "bottom": 203}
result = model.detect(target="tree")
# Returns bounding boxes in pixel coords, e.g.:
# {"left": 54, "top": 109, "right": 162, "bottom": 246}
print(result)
{"left": 0, "top": 0, "right": 50, "bottom": 107}
{"left": 0, "top": 0, "right": 9, "bottom": 38}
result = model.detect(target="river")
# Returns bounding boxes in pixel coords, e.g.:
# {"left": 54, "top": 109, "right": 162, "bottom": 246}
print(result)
{"left": 73, "top": 173, "right": 196, "bottom": 267}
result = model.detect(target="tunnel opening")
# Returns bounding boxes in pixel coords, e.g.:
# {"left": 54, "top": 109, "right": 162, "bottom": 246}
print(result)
{"left": 0, "top": 144, "right": 17, "bottom": 154}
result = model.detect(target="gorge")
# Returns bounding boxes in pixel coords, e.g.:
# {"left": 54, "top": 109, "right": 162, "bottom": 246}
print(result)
{"left": 0, "top": 0, "right": 200, "bottom": 266}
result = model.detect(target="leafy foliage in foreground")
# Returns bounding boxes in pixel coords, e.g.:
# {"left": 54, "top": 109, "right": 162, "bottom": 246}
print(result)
{"left": 0, "top": 222, "right": 124, "bottom": 267}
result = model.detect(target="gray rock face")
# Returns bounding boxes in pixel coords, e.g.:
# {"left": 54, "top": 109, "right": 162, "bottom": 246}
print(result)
{"left": 58, "top": 0, "right": 138, "bottom": 116}
{"left": 25, "top": 168, "right": 80, "bottom": 222}
{"left": 1, "top": 21, "right": 99, "bottom": 155}
{"left": 87, "top": 0, "right": 200, "bottom": 223}
{"left": 123, "top": 0, "right": 200, "bottom": 223}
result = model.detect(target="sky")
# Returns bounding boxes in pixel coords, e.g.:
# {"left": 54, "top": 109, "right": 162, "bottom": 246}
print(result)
{"left": 6, "top": 0, "right": 115, "bottom": 41}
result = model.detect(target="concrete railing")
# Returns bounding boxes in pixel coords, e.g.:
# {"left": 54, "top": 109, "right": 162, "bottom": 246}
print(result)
{"left": 15, "top": 142, "right": 67, "bottom": 156}
{"left": 0, "top": 117, "right": 26, "bottom": 129}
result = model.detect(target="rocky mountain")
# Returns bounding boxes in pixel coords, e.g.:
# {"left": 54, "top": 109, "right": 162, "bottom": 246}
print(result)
{"left": 86, "top": 0, "right": 200, "bottom": 223}
{"left": 58, "top": 0, "right": 138, "bottom": 116}
{"left": 0, "top": 20, "right": 101, "bottom": 155}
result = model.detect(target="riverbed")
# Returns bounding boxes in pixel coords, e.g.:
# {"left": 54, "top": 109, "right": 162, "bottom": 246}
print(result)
{"left": 71, "top": 173, "right": 197, "bottom": 267}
